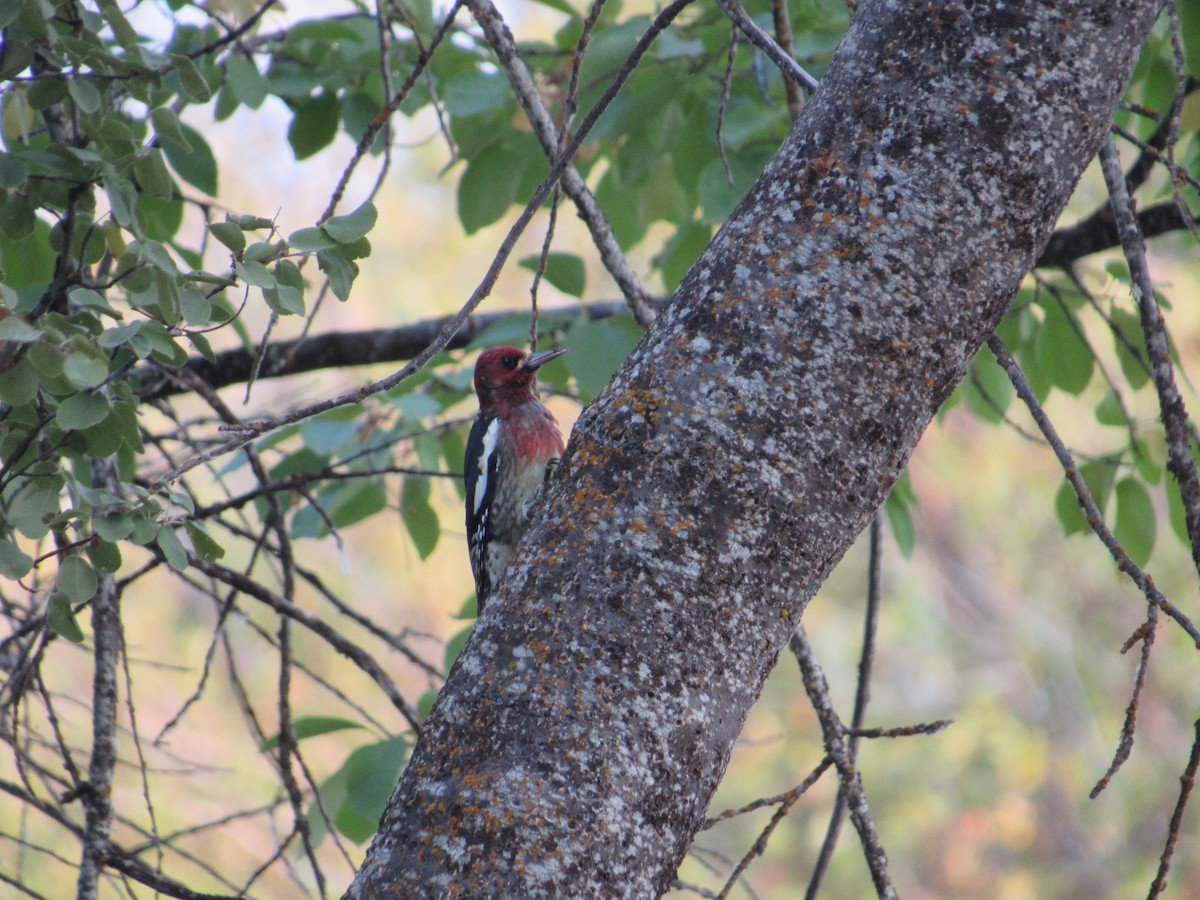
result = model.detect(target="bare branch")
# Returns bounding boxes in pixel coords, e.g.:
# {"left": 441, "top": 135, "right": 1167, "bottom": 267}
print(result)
{"left": 76, "top": 458, "right": 122, "bottom": 900}
{"left": 790, "top": 627, "right": 897, "bottom": 899}
{"left": 988, "top": 336, "right": 1200, "bottom": 646}
{"left": 806, "top": 516, "right": 884, "bottom": 898}
{"left": 466, "top": 0, "right": 658, "bottom": 327}
{"left": 1148, "top": 718, "right": 1200, "bottom": 897}
{"left": 1098, "top": 136, "right": 1200, "bottom": 578}
{"left": 713, "top": 0, "right": 819, "bottom": 94}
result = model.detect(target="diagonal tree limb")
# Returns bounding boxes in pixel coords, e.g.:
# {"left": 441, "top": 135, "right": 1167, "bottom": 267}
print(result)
{"left": 1097, "top": 136, "right": 1200, "bottom": 579}
{"left": 466, "top": 0, "right": 659, "bottom": 327}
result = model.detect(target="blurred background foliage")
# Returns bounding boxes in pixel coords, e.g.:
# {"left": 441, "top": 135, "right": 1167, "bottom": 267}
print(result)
{"left": 2, "top": 0, "right": 1200, "bottom": 896}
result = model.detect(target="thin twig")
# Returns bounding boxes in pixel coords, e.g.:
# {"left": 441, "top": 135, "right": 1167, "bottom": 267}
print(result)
{"left": 702, "top": 757, "right": 833, "bottom": 830}
{"left": 466, "top": 0, "right": 658, "bottom": 327}
{"left": 320, "top": 0, "right": 465, "bottom": 224}
{"left": 987, "top": 336, "right": 1200, "bottom": 646}
{"left": 1090, "top": 606, "right": 1158, "bottom": 798}
{"left": 713, "top": 0, "right": 819, "bottom": 94}
{"left": 714, "top": 757, "right": 834, "bottom": 897}
{"left": 717, "top": 25, "right": 738, "bottom": 186}
{"left": 770, "top": 0, "right": 803, "bottom": 118}
{"left": 1148, "top": 718, "right": 1200, "bottom": 897}
{"left": 806, "top": 516, "right": 883, "bottom": 899}
{"left": 790, "top": 627, "right": 897, "bottom": 899}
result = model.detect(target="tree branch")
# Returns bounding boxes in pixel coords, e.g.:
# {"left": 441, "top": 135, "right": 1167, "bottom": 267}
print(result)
{"left": 466, "top": 0, "right": 659, "bottom": 327}
{"left": 1097, "top": 136, "right": 1200, "bottom": 577}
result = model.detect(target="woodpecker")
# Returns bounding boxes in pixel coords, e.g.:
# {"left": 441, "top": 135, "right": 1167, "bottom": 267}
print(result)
{"left": 464, "top": 345, "right": 567, "bottom": 614}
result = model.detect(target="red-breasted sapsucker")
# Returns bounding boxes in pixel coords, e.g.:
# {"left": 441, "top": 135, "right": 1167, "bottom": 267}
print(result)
{"left": 464, "top": 345, "right": 566, "bottom": 613}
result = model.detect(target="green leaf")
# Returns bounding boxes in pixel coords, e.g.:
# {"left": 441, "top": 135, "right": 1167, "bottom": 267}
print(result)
{"left": 150, "top": 106, "right": 191, "bottom": 151}
{"left": 63, "top": 346, "right": 110, "bottom": 389}
{"left": 457, "top": 139, "right": 533, "bottom": 234}
{"left": 172, "top": 54, "right": 213, "bottom": 102}
{"left": 444, "top": 625, "right": 471, "bottom": 673}
{"left": 132, "top": 148, "right": 174, "bottom": 201}
{"left": 0, "top": 356, "right": 39, "bottom": 405}
{"left": 400, "top": 477, "right": 439, "bottom": 560}
{"left": 1055, "top": 462, "right": 1118, "bottom": 537}
{"left": 156, "top": 525, "right": 188, "bottom": 570}
{"left": 209, "top": 220, "right": 246, "bottom": 252}
{"left": 1112, "top": 307, "right": 1149, "bottom": 389}
{"left": 300, "top": 410, "right": 360, "bottom": 453}
{"left": 288, "top": 226, "right": 337, "bottom": 251}
{"left": 58, "top": 555, "right": 98, "bottom": 603}
{"left": 235, "top": 259, "right": 275, "bottom": 288}
{"left": 0, "top": 192, "right": 36, "bottom": 240}
{"left": 69, "top": 286, "right": 117, "bottom": 314}
{"left": 328, "top": 479, "right": 387, "bottom": 529}
{"left": 67, "top": 78, "right": 102, "bottom": 114}
{"left": 48, "top": 592, "right": 85, "bottom": 643}
{"left": 1178, "top": 0, "right": 1200, "bottom": 78}
{"left": 161, "top": 123, "right": 218, "bottom": 195}
{"left": 0, "top": 315, "right": 40, "bottom": 342}
{"left": 93, "top": 511, "right": 135, "bottom": 542}
{"left": 186, "top": 523, "right": 225, "bottom": 562}
{"left": 0, "top": 152, "right": 29, "bottom": 188}
{"left": 417, "top": 688, "right": 439, "bottom": 718}
{"left": 55, "top": 390, "right": 110, "bottom": 430}
{"left": 1168, "top": 478, "right": 1191, "bottom": 547}
{"left": 1114, "top": 476, "right": 1156, "bottom": 567}
{"left": 87, "top": 540, "right": 122, "bottom": 575}
{"left": 1035, "top": 301, "right": 1093, "bottom": 395}
{"left": 323, "top": 201, "right": 377, "bottom": 244}
{"left": 518, "top": 252, "right": 586, "bottom": 298}
{"left": 27, "top": 76, "right": 68, "bottom": 110}
{"left": 1094, "top": 390, "right": 1127, "bottom": 428}
{"left": 656, "top": 219, "right": 712, "bottom": 291}
{"left": 442, "top": 72, "right": 512, "bottom": 117}
{"left": 336, "top": 736, "right": 410, "bottom": 842}
{"left": 563, "top": 318, "right": 634, "bottom": 401}
{"left": 0, "top": 539, "right": 33, "bottom": 579}
{"left": 225, "top": 54, "right": 268, "bottom": 109}
{"left": 317, "top": 248, "right": 359, "bottom": 301}
{"left": 884, "top": 486, "right": 915, "bottom": 558}
{"left": 261, "top": 715, "right": 366, "bottom": 752}
{"left": 963, "top": 349, "right": 1013, "bottom": 422}
{"left": 288, "top": 92, "right": 341, "bottom": 160}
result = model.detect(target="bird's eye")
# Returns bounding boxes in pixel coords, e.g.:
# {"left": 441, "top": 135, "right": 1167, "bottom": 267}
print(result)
{"left": 501, "top": 355, "right": 520, "bottom": 370}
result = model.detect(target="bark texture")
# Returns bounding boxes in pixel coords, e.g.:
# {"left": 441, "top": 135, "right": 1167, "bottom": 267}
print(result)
{"left": 347, "top": 1, "right": 1163, "bottom": 896}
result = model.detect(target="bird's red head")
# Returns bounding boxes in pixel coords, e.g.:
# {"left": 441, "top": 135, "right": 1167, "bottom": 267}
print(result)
{"left": 473, "top": 345, "right": 566, "bottom": 415}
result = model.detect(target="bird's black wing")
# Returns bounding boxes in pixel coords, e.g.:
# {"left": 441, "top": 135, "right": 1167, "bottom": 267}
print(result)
{"left": 464, "top": 414, "right": 501, "bottom": 611}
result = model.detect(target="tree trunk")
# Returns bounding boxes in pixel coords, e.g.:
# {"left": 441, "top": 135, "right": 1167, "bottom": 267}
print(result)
{"left": 347, "top": 0, "right": 1163, "bottom": 895}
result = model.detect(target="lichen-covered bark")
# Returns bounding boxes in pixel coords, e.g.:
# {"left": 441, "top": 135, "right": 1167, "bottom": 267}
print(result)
{"left": 347, "top": 1, "right": 1163, "bottom": 896}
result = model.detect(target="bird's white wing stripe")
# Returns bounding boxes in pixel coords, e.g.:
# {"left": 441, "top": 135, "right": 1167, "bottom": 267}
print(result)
{"left": 473, "top": 418, "right": 501, "bottom": 514}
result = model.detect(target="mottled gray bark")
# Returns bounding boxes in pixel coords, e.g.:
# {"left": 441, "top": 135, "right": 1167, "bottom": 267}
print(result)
{"left": 348, "top": 1, "right": 1163, "bottom": 896}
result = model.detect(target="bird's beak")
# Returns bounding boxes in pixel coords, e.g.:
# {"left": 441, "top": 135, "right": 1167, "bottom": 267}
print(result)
{"left": 522, "top": 347, "right": 568, "bottom": 371}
